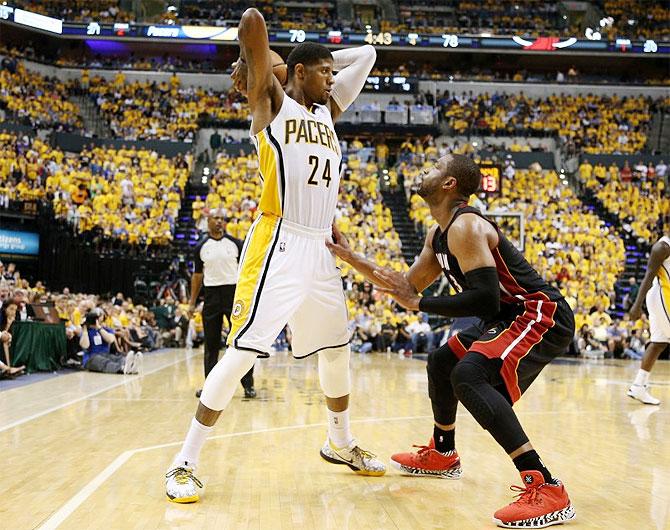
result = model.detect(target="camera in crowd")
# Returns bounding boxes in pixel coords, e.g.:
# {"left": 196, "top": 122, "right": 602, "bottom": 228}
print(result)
{"left": 84, "top": 310, "right": 100, "bottom": 327}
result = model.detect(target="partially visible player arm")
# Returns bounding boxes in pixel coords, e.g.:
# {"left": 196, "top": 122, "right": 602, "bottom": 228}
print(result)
{"left": 629, "top": 239, "right": 670, "bottom": 320}
{"left": 327, "top": 224, "right": 442, "bottom": 291}
{"left": 237, "top": 8, "right": 283, "bottom": 133}
{"left": 376, "top": 215, "right": 501, "bottom": 318}
{"left": 405, "top": 224, "right": 443, "bottom": 292}
{"left": 328, "top": 45, "right": 376, "bottom": 122}
{"left": 326, "top": 224, "right": 393, "bottom": 288}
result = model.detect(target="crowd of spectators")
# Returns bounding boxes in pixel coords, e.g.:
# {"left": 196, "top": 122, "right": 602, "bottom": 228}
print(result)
{"left": 600, "top": 0, "right": 670, "bottom": 41}
{"left": 386, "top": 0, "right": 568, "bottom": 37}
{"left": 175, "top": 0, "right": 339, "bottom": 31}
{"left": 13, "top": 1, "right": 130, "bottom": 23}
{"left": 86, "top": 72, "right": 248, "bottom": 141}
{"left": 578, "top": 158, "right": 669, "bottom": 244}
{"left": 438, "top": 91, "right": 656, "bottom": 155}
{"left": 0, "top": 132, "right": 192, "bottom": 245}
{"left": 0, "top": 57, "right": 82, "bottom": 132}
{"left": 0, "top": 259, "right": 209, "bottom": 378}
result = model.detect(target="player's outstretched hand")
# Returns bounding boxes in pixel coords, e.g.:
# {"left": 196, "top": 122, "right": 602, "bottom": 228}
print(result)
{"left": 373, "top": 269, "right": 421, "bottom": 311}
{"left": 326, "top": 224, "right": 353, "bottom": 261}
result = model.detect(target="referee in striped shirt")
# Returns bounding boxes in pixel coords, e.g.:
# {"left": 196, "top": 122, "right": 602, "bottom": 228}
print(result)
{"left": 190, "top": 208, "right": 255, "bottom": 398}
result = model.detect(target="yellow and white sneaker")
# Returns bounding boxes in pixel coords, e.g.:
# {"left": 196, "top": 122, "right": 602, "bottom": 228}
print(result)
{"left": 165, "top": 462, "right": 203, "bottom": 503}
{"left": 320, "top": 438, "right": 386, "bottom": 476}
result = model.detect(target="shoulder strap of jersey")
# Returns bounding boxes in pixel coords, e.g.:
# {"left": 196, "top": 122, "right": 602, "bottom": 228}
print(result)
{"left": 431, "top": 225, "right": 442, "bottom": 250}
{"left": 446, "top": 204, "right": 500, "bottom": 233}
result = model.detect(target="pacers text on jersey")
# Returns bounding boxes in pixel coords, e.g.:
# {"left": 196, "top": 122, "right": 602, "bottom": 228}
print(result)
{"left": 284, "top": 118, "right": 340, "bottom": 155}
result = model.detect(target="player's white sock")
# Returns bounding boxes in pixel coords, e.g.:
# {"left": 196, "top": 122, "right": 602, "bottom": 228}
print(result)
{"left": 327, "top": 408, "right": 353, "bottom": 449}
{"left": 174, "top": 418, "right": 213, "bottom": 467}
{"left": 633, "top": 369, "right": 650, "bottom": 387}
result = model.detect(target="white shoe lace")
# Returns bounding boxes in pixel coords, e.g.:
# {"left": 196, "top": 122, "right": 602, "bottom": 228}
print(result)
{"left": 166, "top": 467, "right": 203, "bottom": 489}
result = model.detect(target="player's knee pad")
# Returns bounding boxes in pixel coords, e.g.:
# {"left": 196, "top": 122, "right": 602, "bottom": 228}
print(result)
{"left": 318, "top": 344, "right": 351, "bottom": 398}
{"left": 200, "top": 347, "right": 257, "bottom": 411}
{"left": 451, "top": 360, "right": 496, "bottom": 430}
{"left": 426, "top": 344, "right": 460, "bottom": 379}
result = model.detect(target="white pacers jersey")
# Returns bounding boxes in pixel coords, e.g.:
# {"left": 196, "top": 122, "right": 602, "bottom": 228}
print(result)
{"left": 646, "top": 235, "right": 670, "bottom": 342}
{"left": 251, "top": 94, "right": 341, "bottom": 230}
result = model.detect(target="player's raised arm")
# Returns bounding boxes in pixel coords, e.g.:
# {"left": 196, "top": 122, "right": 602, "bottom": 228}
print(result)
{"left": 237, "top": 8, "right": 284, "bottom": 132}
{"left": 328, "top": 45, "right": 377, "bottom": 122}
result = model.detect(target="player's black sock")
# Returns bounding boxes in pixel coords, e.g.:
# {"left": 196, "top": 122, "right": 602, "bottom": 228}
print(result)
{"left": 433, "top": 425, "right": 455, "bottom": 453}
{"left": 513, "top": 450, "right": 553, "bottom": 484}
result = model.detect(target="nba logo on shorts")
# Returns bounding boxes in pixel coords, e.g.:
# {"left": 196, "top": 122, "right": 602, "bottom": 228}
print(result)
{"left": 279, "top": 241, "right": 286, "bottom": 252}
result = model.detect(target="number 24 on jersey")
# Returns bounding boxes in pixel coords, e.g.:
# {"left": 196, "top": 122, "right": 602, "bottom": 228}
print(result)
{"left": 307, "top": 155, "right": 331, "bottom": 188}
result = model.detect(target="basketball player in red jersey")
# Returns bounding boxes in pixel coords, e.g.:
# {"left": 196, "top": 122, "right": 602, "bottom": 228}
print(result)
{"left": 327, "top": 154, "right": 576, "bottom": 528}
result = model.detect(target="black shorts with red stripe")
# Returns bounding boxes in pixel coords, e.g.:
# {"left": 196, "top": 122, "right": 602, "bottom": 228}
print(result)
{"left": 446, "top": 298, "right": 575, "bottom": 404}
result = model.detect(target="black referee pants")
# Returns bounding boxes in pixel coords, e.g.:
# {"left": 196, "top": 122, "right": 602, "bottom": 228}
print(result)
{"left": 202, "top": 284, "right": 254, "bottom": 389}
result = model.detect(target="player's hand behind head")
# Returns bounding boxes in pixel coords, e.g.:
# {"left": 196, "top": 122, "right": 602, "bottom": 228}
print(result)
{"left": 231, "top": 59, "right": 248, "bottom": 96}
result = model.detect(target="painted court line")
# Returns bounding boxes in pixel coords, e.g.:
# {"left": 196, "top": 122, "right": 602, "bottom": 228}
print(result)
{"left": 36, "top": 408, "right": 650, "bottom": 530}
{"left": 0, "top": 351, "right": 199, "bottom": 433}
{"left": 37, "top": 415, "right": 433, "bottom": 530}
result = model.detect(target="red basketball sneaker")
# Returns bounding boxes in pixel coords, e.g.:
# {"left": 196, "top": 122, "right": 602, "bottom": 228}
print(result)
{"left": 390, "top": 437, "right": 462, "bottom": 478}
{"left": 493, "top": 471, "right": 576, "bottom": 528}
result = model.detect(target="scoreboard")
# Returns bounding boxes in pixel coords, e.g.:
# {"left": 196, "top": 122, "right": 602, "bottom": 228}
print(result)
{"left": 478, "top": 164, "right": 502, "bottom": 198}
{"left": 0, "top": 4, "right": 667, "bottom": 56}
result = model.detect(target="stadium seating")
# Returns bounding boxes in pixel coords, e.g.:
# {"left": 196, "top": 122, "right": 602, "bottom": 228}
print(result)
{"left": 389, "top": 0, "right": 567, "bottom": 37}
{"left": 13, "top": 1, "right": 130, "bottom": 22}
{"left": 0, "top": 132, "right": 191, "bottom": 245}
{"left": 439, "top": 92, "right": 654, "bottom": 155}
{"left": 601, "top": 0, "right": 670, "bottom": 41}
{"left": 578, "top": 159, "right": 669, "bottom": 244}
{"left": 0, "top": 61, "right": 82, "bottom": 132}
{"left": 87, "top": 75, "right": 248, "bottom": 141}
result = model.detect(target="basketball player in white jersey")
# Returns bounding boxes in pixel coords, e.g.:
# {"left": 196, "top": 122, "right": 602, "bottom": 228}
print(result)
{"left": 165, "top": 8, "right": 381, "bottom": 502}
{"left": 627, "top": 233, "right": 670, "bottom": 405}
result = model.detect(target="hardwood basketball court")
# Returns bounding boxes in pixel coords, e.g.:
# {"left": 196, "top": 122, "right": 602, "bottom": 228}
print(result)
{"left": 2, "top": 350, "right": 668, "bottom": 529}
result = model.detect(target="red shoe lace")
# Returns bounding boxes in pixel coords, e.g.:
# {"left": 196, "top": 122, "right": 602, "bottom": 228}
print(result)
{"left": 412, "top": 444, "right": 434, "bottom": 460}
{"left": 509, "top": 483, "right": 542, "bottom": 505}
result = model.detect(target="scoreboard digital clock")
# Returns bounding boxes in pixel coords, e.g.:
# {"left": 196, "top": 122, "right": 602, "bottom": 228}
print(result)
{"left": 478, "top": 164, "right": 502, "bottom": 197}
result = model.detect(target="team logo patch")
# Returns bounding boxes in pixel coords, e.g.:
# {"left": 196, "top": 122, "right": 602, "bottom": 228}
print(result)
{"left": 232, "top": 300, "right": 245, "bottom": 319}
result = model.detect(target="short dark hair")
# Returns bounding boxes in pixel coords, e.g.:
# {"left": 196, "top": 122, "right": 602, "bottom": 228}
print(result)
{"left": 286, "top": 42, "right": 333, "bottom": 79}
{"left": 445, "top": 154, "right": 481, "bottom": 196}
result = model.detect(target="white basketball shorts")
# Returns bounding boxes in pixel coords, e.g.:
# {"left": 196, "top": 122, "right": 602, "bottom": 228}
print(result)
{"left": 227, "top": 213, "right": 350, "bottom": 358}
{"left": 646, "top": 283, "right": 670, "bottom": 343}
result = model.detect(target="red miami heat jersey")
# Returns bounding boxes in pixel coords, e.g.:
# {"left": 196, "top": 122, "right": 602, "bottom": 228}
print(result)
{"left": 432, "top": 204, "right": 564, "bottom": 309}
